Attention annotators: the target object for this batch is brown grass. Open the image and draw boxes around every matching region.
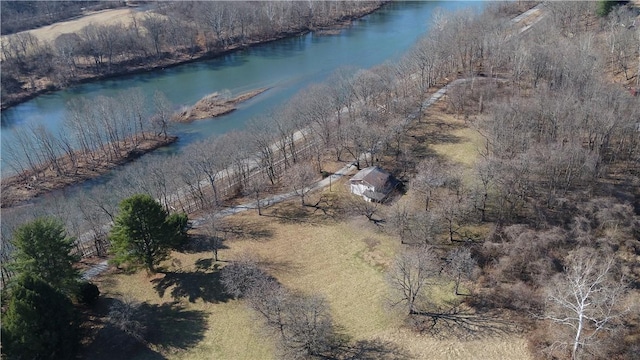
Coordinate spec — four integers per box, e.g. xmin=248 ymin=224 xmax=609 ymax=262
xmin=83 ymin=72 xmax=535 ymax=359
xmin=1 ymin=8 xmax=145 ymax=45
xmin=91 ymin=180 xmax=532 ymax=359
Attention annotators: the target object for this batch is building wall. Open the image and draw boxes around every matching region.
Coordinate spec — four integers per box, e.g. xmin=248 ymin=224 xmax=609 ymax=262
xmin=350 ymin=183 xmax=374 ymax=201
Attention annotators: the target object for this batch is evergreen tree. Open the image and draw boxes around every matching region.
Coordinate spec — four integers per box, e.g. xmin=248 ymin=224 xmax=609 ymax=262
xmin=596 ymin=0 xmax=620 ymax=17
xmin=166 ymin=212 xmax=189 ymax=248
xmin=10 ymin=217 xmax=80 ymax=293
xmin=1 ymin=275 xmax=79 ymax=360
xmin=110 ymin=194 xmax=182 ymax=272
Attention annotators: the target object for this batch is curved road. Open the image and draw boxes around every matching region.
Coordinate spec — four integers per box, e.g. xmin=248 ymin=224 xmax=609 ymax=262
xmin=81 ymin=4 xmax=546 ymax=280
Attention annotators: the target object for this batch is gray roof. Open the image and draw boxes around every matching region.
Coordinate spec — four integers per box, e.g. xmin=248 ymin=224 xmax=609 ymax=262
xmin=362 ymin=190 xmax=387 ymax=201
xmin=350 ymin=166 xmax=392 ymax=190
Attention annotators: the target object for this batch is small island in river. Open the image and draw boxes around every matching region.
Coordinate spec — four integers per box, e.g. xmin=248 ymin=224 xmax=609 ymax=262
xmin=173 ymin=88 xmax=269 ymax=123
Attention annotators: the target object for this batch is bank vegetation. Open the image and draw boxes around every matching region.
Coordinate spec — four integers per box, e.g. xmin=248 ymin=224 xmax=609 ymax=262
xmin=2 ymin=1 xmax=640 ymax=359
xmin=1 ymin=0 xmax=387 ymax=108
xmin=1 ymin=88 xmax=176 ymax=208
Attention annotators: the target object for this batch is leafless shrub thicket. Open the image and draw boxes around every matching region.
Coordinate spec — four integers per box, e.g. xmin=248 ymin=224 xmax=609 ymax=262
xmin=381 ymin=2 xmax=639 ymax=357
xmin=220 ymin=258 xmax=341 ymax=359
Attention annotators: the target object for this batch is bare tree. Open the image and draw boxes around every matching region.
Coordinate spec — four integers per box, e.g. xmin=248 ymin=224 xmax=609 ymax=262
xmin=347 ymin=195 xmax=380 ymax=223
xmin=289 ymin=163 xmax=316 ymax=206
xmin=406 ymin=211 xmax=443 ymax=245
xmin=152 ymin=90 xmax=172 ymax=139
xmin=412 ymin=158 xmax=449 ymax=212
xmin=437 ymin=184 xmax=474 ymax=243
xmin=445 ymin=247 xmax=476 ymax=296
xmin=141 ymin=14 xmax=167 ymax=58
xmin=204 ymin=215 xmax=225 ymax=262
xmin=279 ymin=293 xmax=338 ymax=359
xmin=108 ymin=297 xmax=147 ymax=343
xmin=220 ymin=258 xmax=270 ymax=299
xmin=387 ymin=245 xmax=440 ymax=315
xmin=545 ymin=249 xmax=628 ymax=360
xmin=245 ymin=275 xmax=339 ymax=359
xmin=387 ymin=202 xmax=413 ymax=244
xmin=248 ymin=119 xmax=279 ymax=185
xmin=244 ymin=173 xmax=269 ymax=216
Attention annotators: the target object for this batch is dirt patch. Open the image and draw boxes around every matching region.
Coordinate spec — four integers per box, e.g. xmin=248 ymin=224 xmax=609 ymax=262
xmin=173 ymin=88 xmax=269 ymax=123
xmin=1 ymin=133 xmax=176 ymax=208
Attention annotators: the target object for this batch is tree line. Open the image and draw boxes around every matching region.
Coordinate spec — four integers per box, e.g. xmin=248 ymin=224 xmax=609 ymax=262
xmin=1 ymin=1 xmax=386 ymax=106
xmin=3 ymin=89 xmax=172 ymax=183
xmin=1 ymin=1 xmax=639 ymax=358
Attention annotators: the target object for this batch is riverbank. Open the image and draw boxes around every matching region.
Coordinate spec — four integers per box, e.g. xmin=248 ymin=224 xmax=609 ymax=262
xmin=1 ymin=2 xmax=388 ymax=110
xmin=173 ymin=88 xmax=269 ymax=123
xmin=1 ymin=134 xmax=177 ymax=208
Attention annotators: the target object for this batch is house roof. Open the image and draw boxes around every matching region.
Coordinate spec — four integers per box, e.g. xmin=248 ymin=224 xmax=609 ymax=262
xmin=362 ymin=190 xmax=387 ymax=201
xmin=350 ymin=166 xmax=392 ymax=189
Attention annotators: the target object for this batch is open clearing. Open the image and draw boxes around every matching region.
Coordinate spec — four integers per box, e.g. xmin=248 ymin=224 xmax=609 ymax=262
xmin=97 ymin=183 xmax=532 ymax=359
xmin=2 ymin=7 xmax=145 ymax=44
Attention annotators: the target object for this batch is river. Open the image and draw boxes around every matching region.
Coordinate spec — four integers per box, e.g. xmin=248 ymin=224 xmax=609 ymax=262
xmin=0 ymin=1 xmax=481 ymax=176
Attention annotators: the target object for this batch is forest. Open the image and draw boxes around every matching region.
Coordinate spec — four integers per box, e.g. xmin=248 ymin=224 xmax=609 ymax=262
xmin=1 ymin=1 xmax=639 ymax=359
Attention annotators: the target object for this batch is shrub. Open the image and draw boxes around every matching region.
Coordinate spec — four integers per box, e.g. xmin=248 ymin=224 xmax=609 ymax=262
xmin=75 ymin=281 xmax=100 ymax=305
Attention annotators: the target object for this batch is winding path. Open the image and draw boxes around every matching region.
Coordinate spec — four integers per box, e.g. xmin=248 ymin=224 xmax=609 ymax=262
xmin=80 ymin=77 xmax=459 ymax=280
xmin=81 ymin=4 xmax=546 ymax=280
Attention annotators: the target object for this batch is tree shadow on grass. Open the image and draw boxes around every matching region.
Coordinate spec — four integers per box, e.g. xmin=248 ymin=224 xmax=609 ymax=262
xmin=264 ymin=195 xmax=346 ymax=225
xmin=82 ymin=325 xmax=166 ymax=360
xmin=264 ymin=202 xmax=312 ymax=224
xmin=180 ymin=234 xmax=229 ymax=254
xmin=152 ymin=267 xmax=231 ymax=303
xmin=142 ymin=302 xmax=208 ymax=351
xmin=219 ymin=219 xmax=274 ymax=241
xmin=80 ymin=298 xmax=206 ymax=360
xmin=409 ymin=307 xmax=521 ymax=341
xmin=337 ymin=339 xmax=413 ymax=360
xmin=194 ymin=258 xmax=216 ymax=271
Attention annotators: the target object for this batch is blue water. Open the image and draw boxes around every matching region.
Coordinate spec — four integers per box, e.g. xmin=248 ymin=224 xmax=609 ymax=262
xmin=1 ymin=1 xmax=482 ymax=174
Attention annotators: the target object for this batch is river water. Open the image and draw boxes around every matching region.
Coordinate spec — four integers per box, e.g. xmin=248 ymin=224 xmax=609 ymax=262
xmin=0 ymin=1 xmax=480 ymax=175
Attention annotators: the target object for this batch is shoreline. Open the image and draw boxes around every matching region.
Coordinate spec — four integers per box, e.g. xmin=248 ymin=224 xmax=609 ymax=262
xmin=1 ymin=134 xmax=177 ymax=208
xmin=1 ymin=3 xmax=388 ymax=111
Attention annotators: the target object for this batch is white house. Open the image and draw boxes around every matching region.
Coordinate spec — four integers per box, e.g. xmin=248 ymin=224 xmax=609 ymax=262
xmin=349 ymin=166 xmax=398 ymax=202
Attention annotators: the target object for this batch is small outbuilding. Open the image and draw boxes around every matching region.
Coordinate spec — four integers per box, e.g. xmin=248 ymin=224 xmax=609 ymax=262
xmin=349 ymin=166 xmax=399 ymax=202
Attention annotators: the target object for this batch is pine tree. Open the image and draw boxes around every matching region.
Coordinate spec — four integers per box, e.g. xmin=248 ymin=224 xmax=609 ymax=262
xmin=596 ymin=0 xmax=618 ymax=17
xmin=10 ymin=217 xmax=80 ymax=293
xmin=1 ymin=275 xmax=79 ymax=360
xmin=110 ymin=194 xmax=182 ymax=272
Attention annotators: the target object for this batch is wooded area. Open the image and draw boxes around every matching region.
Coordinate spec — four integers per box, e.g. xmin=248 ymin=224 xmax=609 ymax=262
xmin=1 ymin=1 xmax=639 ymax=359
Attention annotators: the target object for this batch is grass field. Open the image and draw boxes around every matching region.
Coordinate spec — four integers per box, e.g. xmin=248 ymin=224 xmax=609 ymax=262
xmin=94 ymin=183 xmax=532 ymax=359
xmin=88 ymin=87 xmax=532 ymax=360
xmin=1 ymin=8 xmax=139 ymax=44
xmin=424 ymin=103 xmax=485 ymax=169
